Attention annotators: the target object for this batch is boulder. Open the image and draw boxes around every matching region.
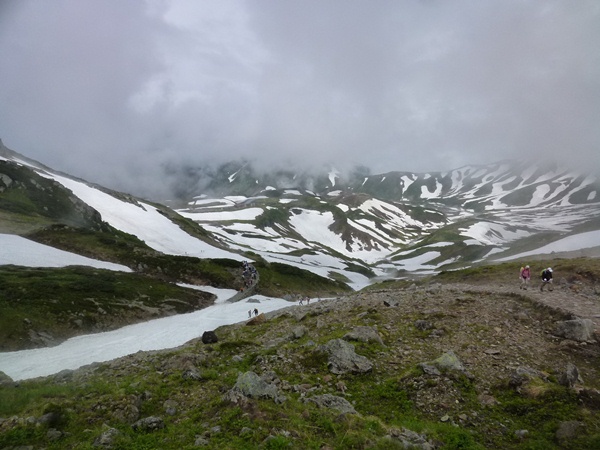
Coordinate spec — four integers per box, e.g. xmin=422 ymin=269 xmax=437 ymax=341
xmin=559 ymin=362 xmax=581 ymax=388
xmin=246 ymin=313 xmax=266 ymax=326
xmin=553 ymin=318 xmax=594 ymax=342
xmin=201 ymin=330 xmax=218 ymax=344
xmin=555 ymin=421 xmax=584 ymax=444
xmin=224 ymin=371 xmax=281 ymax=404
xmin=305 ymin=394 xmax=357 ymax=415
xmin=318 ymin=339 xmax=373 ymax=375
xmin=0 ymin=370 xmax=14 ymax=387
xmin=508 ymin=366 xmax=547 ymax=388
xmin=419 ymin=351 xmax=473 ymax=379
xmin=93 ymin=427 xmax=121 ymax=448
xmin=132 ymin=416 xmax=165 ymax=433
xmin=343 ymin=326 xmax=384 ymax=345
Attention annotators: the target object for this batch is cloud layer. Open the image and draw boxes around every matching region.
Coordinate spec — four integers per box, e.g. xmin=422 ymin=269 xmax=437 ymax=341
xmin=1 ymin=0 xmax=599 ymax=199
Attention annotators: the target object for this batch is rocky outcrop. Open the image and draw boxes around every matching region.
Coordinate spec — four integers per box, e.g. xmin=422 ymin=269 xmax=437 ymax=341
xmin=343 ymin=326 xmax=384 ymax=345
xmin=305 ymin=394 xmax=357 ymax=415
xmin=224 ymin=371 xmax=283 ymax=404
xmin=131 ymin=416 xmax=165 ymax=433
xmin=318 ymin=338 xmax=373 ymax=374
xmin=553 ymin=318 xmax=595 ymax=342
xmin=201 ymin=330 xmax=218 ymax=344
xmin=419 ymin=351 xmax=473 ymax=379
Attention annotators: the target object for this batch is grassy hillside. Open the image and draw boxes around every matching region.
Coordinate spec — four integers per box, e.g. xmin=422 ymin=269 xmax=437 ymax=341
xmin=0 ymin=266 xmax=215 ymax=351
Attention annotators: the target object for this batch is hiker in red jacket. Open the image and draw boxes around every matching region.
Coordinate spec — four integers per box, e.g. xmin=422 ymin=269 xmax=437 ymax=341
xmin=519 ymin=265 xmax=531 ymax=290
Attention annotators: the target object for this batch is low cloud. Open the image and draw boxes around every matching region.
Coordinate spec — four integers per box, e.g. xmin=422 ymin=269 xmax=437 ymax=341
xmin=1 ymin=0 xmax=598 ymax=199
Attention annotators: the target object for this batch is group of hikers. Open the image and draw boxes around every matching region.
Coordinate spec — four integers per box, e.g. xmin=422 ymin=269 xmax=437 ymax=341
xmin=239 ymin=261 xmax=258 ymax=292
xmin=519 ymin=264 xmax=554 ymax=291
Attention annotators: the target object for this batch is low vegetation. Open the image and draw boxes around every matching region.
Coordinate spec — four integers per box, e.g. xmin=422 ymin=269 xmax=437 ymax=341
xmin=1 ymin=259 xmax=599 ymax=449
xmin=0 ymin=266 xmax=214 ymax=351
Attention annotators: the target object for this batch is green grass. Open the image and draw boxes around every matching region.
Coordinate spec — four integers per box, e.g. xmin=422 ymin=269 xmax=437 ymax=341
xmin=0 ymin=266 xmax=214 ymax=350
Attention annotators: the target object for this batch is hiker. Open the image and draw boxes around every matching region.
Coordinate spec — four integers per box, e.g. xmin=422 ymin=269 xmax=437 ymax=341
xmin=519 ymin=265 xmax=531 ymax=289
xmin=248 ymin=310 xmax=252 ymax=318
xmin=540 ymin=267 xmax=553 ymax=291
xmin=299 ymin=297 xmax=304 ymax=306
xmin=253 ymin=308 xmax=259 ymax=316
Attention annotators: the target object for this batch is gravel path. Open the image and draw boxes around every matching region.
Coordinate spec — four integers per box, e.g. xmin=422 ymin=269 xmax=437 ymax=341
xmin=445 ymin=281 xmax=600 ymax=334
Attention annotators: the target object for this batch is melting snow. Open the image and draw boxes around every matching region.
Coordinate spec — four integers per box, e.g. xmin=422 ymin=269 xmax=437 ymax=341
xmin=498 ymin=230 xmax=600 ymax=261
xmin=0 ymin=234 xmax=131 ymax=271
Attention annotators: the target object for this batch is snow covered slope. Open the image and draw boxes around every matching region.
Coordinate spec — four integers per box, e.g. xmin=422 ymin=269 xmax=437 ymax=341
xmin=2 ymin=139 xmax=599 ymax=282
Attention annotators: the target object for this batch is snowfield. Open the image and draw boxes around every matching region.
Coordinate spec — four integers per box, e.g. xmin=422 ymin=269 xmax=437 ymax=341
xmin=0 ymin=290 xmax=300 ymax=381
xmin=0 ymin=234 xmax=131 ymax=271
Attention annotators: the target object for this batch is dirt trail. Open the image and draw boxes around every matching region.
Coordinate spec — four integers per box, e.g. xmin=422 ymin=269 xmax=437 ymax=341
xmin=444 ymin=281 xmax=600 ymax=334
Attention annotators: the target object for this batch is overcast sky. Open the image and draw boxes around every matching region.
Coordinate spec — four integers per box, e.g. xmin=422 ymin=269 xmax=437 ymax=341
xmin=1 ymin=0 xmax=599 ymax=199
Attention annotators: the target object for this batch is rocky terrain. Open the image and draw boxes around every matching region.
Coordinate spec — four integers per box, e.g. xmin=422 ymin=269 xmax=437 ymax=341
xmin=1 ymin=263 xmax=599 ymax=449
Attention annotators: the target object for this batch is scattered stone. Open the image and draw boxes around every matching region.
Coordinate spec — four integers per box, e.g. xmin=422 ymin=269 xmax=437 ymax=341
xmin=555 ymin=421 xmax=584 ymax=444
xmin=182 ymin=369 xmax=203 ymax=381
xmin=553 ymin=318 xmax=594 ymax=342
xmin=194 ymin=436 xmax=209 ymax=446
xmin=478 ymin=393 xmax=499 ymax=407
xmin=420 ymin=350 xmax=473 ymax=379
xmin=290 ymin=325 xmax=308 ymax=339
xmin=515 ymin=429 xmax=529 ymax=440
xmin=577 ymin=388 xmax=600 ymax=409
xmin=224 ymin=371 xmax=282 ymax=404
xmin=414 ymin=320 xmax=433 ymax=331
xmin=305 ymin=394 xmax=357 ymax=415
xmin=132 ymin=416 xmax=165 ymax=433
xmin=559 ymin=362 xmax=581 ymax=388
xmin=246 ymin=313 xmax=266 ymax=326
xmin=418 ymin=363 xmax=441 ymax=376
xmin=201 ymin=330 xmax=218 ymax=344
xmin=38 ymin=411 xmax=63 ymax=427
xmin=0 ymin=370 xmax=14 ymax=386
xmin=163 ymin=399 xmax=177 ymax=416
xmin=46 ymin=428 xmax=63 ymax=441
xmin=318 ymin=339 xmax=373 ymax=374
xmin=509 ymin=366 xmax=547 ymax=388
xmin=388 ymin=427 xmax=433 ymax=450
xmin=343 ymin=326 xmax=384 ymax=345
xmin=93 ymin=427 xmax=121 ymax=448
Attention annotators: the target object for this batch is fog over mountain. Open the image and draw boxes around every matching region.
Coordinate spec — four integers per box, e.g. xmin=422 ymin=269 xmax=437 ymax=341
xmin=1 ymin=1 xmax=599 ymax=200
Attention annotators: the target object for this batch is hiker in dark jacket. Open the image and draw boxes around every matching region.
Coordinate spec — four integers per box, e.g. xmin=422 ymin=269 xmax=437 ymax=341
xmin=540 ymin=267 xmax=553 ymax=291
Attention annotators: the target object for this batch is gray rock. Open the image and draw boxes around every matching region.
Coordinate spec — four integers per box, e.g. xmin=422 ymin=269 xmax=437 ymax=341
xmin=556 ymin=421 xmax=584 ymax=443
xmin=515 ymin=429 xmax=529 ymax=440
xmin=182 ymin=369 xmax=203 ymax=381
xmin=0 ymin=370 xmax=14 ymax=386
xmin=388 ymin=427 xmax=433 ymax=449
xmin=418 ymin=363 xmax=441 ymax=376
xmin=93 ymin=427 xmax=121 ymax=448
xmin=306 ymin=394 xmax=357 ymax=415
xmin=132 ymin=416 xmax=165 ymax=432
xmin=414 ymin=320 xmax=434 ymax=331
xmin=343 ymin=326 xmax=384 ymax=345
xmin=163 ymin=399 xmax=178 ymax=416
xmin=201 ymin=330 xmax=219 ymax=344
xmin=291 ymin=325 xmax=308 ymax=339
xmin=194 ymin=436 xmax=209 ymax=446
xmin=224 ymin=371 xmax=281 ymax=403
xmin=421 ymin=351 xmax=473 ymax=379
xmin=319 ymin=339 xmax=373 ymax=374
xmin=37 ymin=411 xmax=62 ymax=427
xmin=554 ymin=318 xmax=594 ymax=342
xmin=559 ymin=362 xmax=581 ymax=388
xmin=46 ymin=428 xmax=63 ymax=441
xmin=509 ymin=366 xmax=547 ymax=388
